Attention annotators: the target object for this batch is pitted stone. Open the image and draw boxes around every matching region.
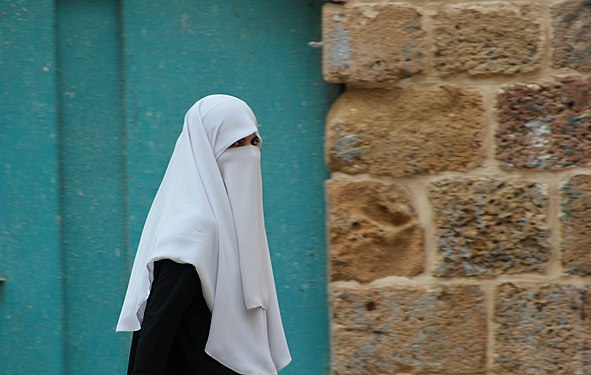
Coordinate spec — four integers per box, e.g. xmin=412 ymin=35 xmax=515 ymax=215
xmin=429 ymin=177 xmax=550 ymax=278
xmin=495 ymin=282 xmax=591 ymax=374
xmin=327 ymin=178 xmax=424 ymax=282
xmin=433 ymin=3 xmax=543 ymax=76
xmin=552 ymin=0 xmax=591 ymax=71
xmin=561 ymin=174 xmax=591 ymax=275
xmin=322 ymin=2 xmax=425 ymax=83
xmin=331 ymin=283 xmax=487 ymax=374
xmin=496 ymin=76 xmax=591 ymax=170
xmin=326 ymin=87 xmax=485 ymax=178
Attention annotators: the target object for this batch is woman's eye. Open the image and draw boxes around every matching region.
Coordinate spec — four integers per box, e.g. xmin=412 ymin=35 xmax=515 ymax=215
xmin=251 ymin=137 xmax=260 ymax=146
xmin=230 ymin=140 xmax=242 ymax=148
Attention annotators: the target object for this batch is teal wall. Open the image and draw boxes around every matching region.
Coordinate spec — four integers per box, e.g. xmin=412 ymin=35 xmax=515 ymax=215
xmin=0 ymin=1 xmax=64 ymax=374
xmin=1 ymin=0 xmax=339 ymax=374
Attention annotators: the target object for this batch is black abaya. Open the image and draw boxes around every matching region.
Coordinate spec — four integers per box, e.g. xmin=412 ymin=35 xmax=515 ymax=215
xmin=127 ymin=259 xmax=239 ymax=375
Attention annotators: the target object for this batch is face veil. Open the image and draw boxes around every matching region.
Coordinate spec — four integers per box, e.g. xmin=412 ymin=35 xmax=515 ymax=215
xmin=116 ymin=95 xmax=291 ymax=375
xmin=217 ymin=145 xmax=271 ymax=310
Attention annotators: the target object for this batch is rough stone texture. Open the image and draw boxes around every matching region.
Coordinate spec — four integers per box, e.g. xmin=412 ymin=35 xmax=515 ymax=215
xmin=496 ymin=76 xmax=591 ymax=169
xmin=331 ymin=283 xmax=487 ymax=374
xmin=322 ymin=2 xmax=425 ymax=83
xmin=561 ymin=174 xmax=591 ymax=275
xmin=429 ymin=177 xmax=550 ymax=278
xmin=327 ymin=179 xmax=424 ymax=283
xmin=322 ymin=1 xmax=591 ymax=372
xmin=552 ymin=0 xmax=591 ymax=71
xmin=494 ymin=282 xmax=591 ymax=374
xmin=326 ymin=87 xmax=485 ymax=178
xmin=433 ymin=3 xmax=543 ymax=76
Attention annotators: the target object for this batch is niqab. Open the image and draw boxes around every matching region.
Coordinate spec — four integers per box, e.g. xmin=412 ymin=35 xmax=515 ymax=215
xmin=116 ymin=94 xmax=291 ymax=375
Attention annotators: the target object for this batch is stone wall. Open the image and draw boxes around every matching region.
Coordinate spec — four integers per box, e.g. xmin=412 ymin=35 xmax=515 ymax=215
xmin=322 ymin=0 xmax=591 ymax=374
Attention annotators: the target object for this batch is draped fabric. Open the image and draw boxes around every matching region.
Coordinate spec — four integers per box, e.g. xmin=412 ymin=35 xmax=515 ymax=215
xmin=116 ymin=95 xmax=291 ymax=374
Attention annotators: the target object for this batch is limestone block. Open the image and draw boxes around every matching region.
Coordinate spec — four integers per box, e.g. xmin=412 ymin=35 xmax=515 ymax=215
xmin=433 ymin=3 xmax=543 ymax=76
xmin=327 ymin=178 xmax=424 ymax=283
xmin=326 ymin=87 xmax=485 ymax=178
xmin=496 ymin=76 xmax=591 ymax=169
xmin=561 ymin=174 xmax=591 ymax=275
xmin=494 ymin=282 xmax=591 ymax=374
xmin=331 ymin=283 xmax=487 ymax=374
xmin=429 ymin=177 xmax=550 ymax=278
xmin=552 ymin=0 xmax=591 ymax=71
xmin=322 ymin=2 xmax=425 ymax=83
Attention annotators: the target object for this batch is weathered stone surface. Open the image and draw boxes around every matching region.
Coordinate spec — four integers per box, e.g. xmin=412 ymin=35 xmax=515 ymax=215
xmin=552 ymin=0 xmax=591 ymax=71
xmin=326 ymin=87 xmax=485 ymax=177
xmin=561 ymin=174 xmax=591 ymax=275
xmin=327 ymin=179 xmax=423 ymax=283
xmin=496 ymin=76 xmax=591 ymax=169
xmin=322 ymin=2 xmax=425 ymax=83
xmin=494 ymin=282 xmax=591 ymax=374
xmin=429 ymin=177 xmax=550 ymax=278
xmin=433 ymin=3 xmax=543 ymax=76
xmin=331 ymin=283 xmax=487 ymax=374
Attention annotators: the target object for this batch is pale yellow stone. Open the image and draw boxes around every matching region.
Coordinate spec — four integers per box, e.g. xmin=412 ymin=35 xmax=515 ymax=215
xmin=331 ymin=283 xmax=487 ymax=374
xmin=433 ymin=2 xmax=543 ymax=76
xmin=322 ymin=2 xmax=425 ymax=83
xmin=327 ymin=178 xmax=424 ymax=283
xmin=326 ymin=87 xmax=485 ymax=177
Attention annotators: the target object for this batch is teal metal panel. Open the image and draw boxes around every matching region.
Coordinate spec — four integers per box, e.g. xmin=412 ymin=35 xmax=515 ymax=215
xmin=2 ymin=1 xmax=338 ymax=373
xmin=0 ymin=1 xmax=65 ymax=374
xmin=123 ymin=1 xmax=340 ymax=373
xmin=56 ymin=0 xmax=129 ymax=373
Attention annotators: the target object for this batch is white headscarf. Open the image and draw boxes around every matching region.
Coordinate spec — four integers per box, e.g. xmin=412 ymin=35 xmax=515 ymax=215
xmin=116 ymin=94 xmax=291 ymax=375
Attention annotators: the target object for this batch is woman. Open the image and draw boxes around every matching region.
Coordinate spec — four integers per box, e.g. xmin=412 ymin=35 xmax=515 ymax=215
xmin=116 ymin=95 xmax=291 ymax=374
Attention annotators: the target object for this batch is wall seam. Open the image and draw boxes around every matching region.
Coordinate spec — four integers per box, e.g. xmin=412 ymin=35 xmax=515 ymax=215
xmin=53 ymin=0 xmax=68 ymax=373
xmin=117 ymin=0 xmax=130 ymax=275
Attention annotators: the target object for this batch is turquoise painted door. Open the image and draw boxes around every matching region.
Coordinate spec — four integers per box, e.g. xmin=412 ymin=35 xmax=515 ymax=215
xmin=1 ymin=1 xmax=339 ymax=374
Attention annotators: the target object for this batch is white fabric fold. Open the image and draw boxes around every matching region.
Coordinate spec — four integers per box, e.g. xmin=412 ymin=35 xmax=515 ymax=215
xmin=218 ymin=146 xmax=271 ymax=310
xmin=116 ymin=94 xmax=291 ymax=375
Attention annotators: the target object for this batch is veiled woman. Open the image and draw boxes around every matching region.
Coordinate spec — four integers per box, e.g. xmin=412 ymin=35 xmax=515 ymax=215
xmin=116 ymin=95 xmax=291 ymax=375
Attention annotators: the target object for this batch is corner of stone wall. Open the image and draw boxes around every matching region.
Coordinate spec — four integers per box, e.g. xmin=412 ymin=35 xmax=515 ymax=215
xmin=322 ymin=0 xmax=591 ymax=374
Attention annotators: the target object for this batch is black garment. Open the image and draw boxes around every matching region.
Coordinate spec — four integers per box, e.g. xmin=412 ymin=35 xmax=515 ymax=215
xmin=128 ymin=259 xmax=239 ymax=375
